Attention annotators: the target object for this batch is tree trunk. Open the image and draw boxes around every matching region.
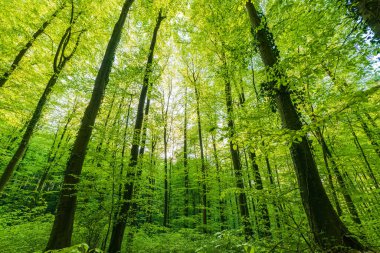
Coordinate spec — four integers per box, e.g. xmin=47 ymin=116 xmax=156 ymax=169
xmin=212 ymin=133 xmax=227 ymax=230
xmin=183 ymin=88 xmax=190 ymax=219
xmin=163 ymin=113 xmax=169 ymax=227
xmin=246 ymin=1 xmax=364 ymax=250
xmin=248 ymin=150 xmax=271 ymax=237
xmin=138 ymin=98 xmax=150 ymax=156
xmin=45 ymin=1 xmax=134 ymax=250
xmin=0 ymin=4 xmax=65 ymax=88
xmin=194 ymin=84 xmax=207 ymax=229
xmin=108 ymin=10 xmax=164 ymax=253
xmin=223 ymin=56 xmax=253 ymax=239
xmin=146 ymin=137 xmax=157 ymax=223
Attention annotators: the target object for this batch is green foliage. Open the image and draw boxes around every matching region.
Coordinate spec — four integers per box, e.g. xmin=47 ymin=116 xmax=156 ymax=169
xmin=0 ymin=0 xmax=380 ymax=252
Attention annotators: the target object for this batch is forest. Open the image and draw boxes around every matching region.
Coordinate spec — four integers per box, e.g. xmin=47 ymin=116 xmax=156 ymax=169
xmin=0 ymin=0 xmax=379 ymax=252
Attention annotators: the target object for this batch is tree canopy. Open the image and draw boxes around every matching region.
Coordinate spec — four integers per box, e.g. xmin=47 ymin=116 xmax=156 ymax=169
xmin=0 ymin=0 xmax=379 ymax=252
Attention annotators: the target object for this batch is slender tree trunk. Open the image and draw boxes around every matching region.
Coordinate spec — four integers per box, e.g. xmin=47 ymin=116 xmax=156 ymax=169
xmin=348 ymin=118 xmax=379 ymax=189
xmin=45 ymin=1 xmax=134 ymax=250
xmin=183 ymin=88 xmax=190 ymax=219
xmin=146 ymin=137 xmax=157 ymax=223
xmin=222 ymin=54 xmax=253 ymax=239
xmin=162 ymin=86 xmax=172 ymax=228
xmin=248 ymin=150 xmax=271 ymax=237
xmin=0 ymin=17 xmax=82 ymax=194
xmin=108 ymin=11 xmax=164 ymax=253
xmin=36 ymin=101 xmax=77 ymax=194
xmin=317 ymin=130 xmax=361 ymax=224
xmin=138 ymin=97 xmax=150 ymax=156
xmin=316 ymin=129 xmax=343 ymax=216
xmin=123 ymin=95 xmax=153 ymax=245
xmin=246 ymin=1 xmax=364 ymax=250
xmin=163 ymin=114 xmax=170 ymax=227
xmin=0 ymin=4 xmax=65 ymax=88
xmin=101 ymin=110 xmax=123 ymax=251
xmin=243 ymin=150 xmax=259 ymax=237
xmin=212 ymin=133 xmax=227 ymax=230
xmin=264 ymin=154 xmax=282 ymax=236
xmin=194 ymin=84 xmax=207 ymax=229
xmin=101 ymin=95 xmax=129 ymax=251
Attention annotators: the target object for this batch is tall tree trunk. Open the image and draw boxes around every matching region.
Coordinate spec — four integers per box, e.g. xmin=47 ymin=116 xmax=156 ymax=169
xmin=45 ymin=1 xmax=134 ymax=250
xmin=264 ymin=153 xmax=282 ymax=235
xmin=222 ymin=54 xmax=253 ymax=239
xmin=194 ymin=84 xmax=207 ymax=229
xmin=246 ymin=1 xmax=364 ymax=250
xmin=211 ymin=133 xmax=227 ymax=230
xmin=138 ymin=97 xmax=151 ymax=156
xmin=101 ymin=96 xmax=126 ymax=251
xmin=123 ymin=95 xmax=152 ymax=244
xmin=0 ymin=4 xmax=65 ymax=88
xmin=0 ymin=14 xmax=82 ymax=194
xmin=248 ymin=150 xmax=271 ymax=237
xmin=183 ymin=88 xmax=190 ymax=219
xmin=243 ymin=150 xmax=259 ymax=237
xmin=162 ymin=86 xmax=172 ymax=228
xmin=146 ymin=137 xmax=157 ymax=223
xmin=116 ymin=95 xmax=133 ymax=210
xmin=108 ymin=10 xmax=164 ymax=253
xmin=163 ymin=113 xmax=170 ymax=227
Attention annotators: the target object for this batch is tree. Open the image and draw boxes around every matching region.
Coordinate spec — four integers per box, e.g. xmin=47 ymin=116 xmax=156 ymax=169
xmin=45 ymin=0 xmax=135 ymax=250
xmin=108 ymin=9 xmax=165 ymax=253
xmin=245 ymin=1 xmax=365 ymax=250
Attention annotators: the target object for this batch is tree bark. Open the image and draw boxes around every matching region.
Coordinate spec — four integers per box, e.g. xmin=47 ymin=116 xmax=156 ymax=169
xmin=212 ymin=133 xmax=227 ymax=230
xmin=222 ymin=55 xmax=253 ymax=239
xmin=194 ymin=84 xmax=208 ymax=229
xmin=246 ymin=1 xmax=365 ymax=250
xmin=183 ymin=88 xmax=190 ymax=219
xmin=45 ymin=1 xmax=134 ymax=250
xmin=108 ymin=10 xmax=164 ymax=253
xmin=248 ymin=150 xmax=271 ymax=237
xmin=163 ymin=107 xmax=169 ymax=227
